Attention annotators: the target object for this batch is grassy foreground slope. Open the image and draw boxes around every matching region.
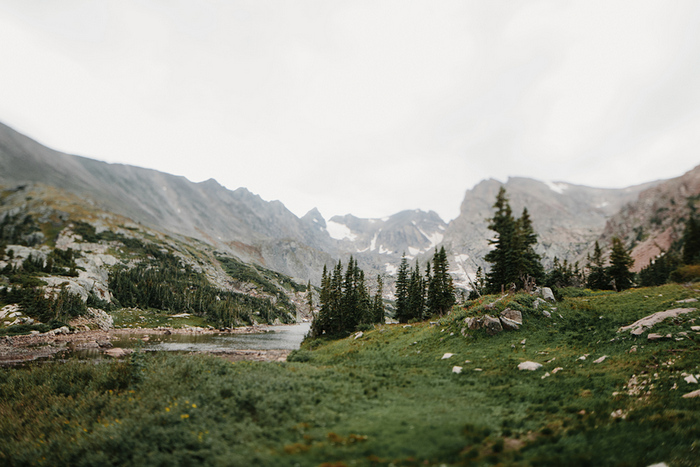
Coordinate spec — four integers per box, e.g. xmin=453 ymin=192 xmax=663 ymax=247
xmin=1 ymin=284 xmax=700 ymax=466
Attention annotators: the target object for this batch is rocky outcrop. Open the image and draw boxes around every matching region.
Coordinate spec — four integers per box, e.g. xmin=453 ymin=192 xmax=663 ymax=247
xmin=618 ymin=308 xmax=696 ymax=335
xmin=441 ymin=177 xmax=656 ymax=287
xmin=598 ymin=164 xmax=700 ymax=271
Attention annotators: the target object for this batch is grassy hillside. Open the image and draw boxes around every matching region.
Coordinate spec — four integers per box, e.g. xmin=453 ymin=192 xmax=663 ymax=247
xmin=0 ymin=182 xmax=303 ymax=332
xmin=1 ymin=284 xmax=699 ymax=465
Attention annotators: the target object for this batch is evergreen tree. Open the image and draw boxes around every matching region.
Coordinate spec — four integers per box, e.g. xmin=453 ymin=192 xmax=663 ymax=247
xmin=484 ymin=188 xmax=544 ymax=292
xmin=638 ymin=252 xmax=679 ymax=287
xmin=427 ymin=247 xmax=455 ymax=316
xmin=311 ymin=258 xmax=381 ymax=337
xmin=395 ymin=254 xmax=410 ymax=323
xmin=607 ymin=237 xmax=635 ymax=291
xmin=305 ymin=280 xmax=313 ymax=312
xmin=484 ymin=187 xmax=516 ymax=293
xmin=514 ymin=208 xmax=545 ymax=285
xmin=682 ymin=216 xmax=700 ymax=264
xmin=407 ymin=262 xmax=425 ymax=322
xmin=372 ymin=275 xmax=385 ymax=324
xmin=586 ymin=241 xmax=610 ymax=290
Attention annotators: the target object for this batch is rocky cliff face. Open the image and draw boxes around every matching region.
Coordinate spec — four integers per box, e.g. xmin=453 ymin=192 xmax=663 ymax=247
xmin=597 ymin=164 xmax=700 ymax=272
xmin=440 ymin=177 xmax=657 ymax=286
xmin=2 ymin=120 xmax=688 ymax=289
xmin=0 ymin=122 xmax=335 ymax=283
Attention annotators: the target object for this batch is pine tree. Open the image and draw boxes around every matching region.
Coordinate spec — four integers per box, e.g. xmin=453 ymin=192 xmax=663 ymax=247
xmin=395 ymin=254 xmax=410 ymax=323
xmin=607 ymin=237 xmax=634 ymax=291
xmin=372 ymin=275 xmax=385 ymax=324
xmin=407 ymin=262 xmax=425 ymax=322
xmin=484 ymin=187 xmax=516 ymax=293
xmin=306 ymin=280 xmax=313 ymax=313
xmin=586 ymin=241 xmax=609 ymax=290
xmin=484 ymin=188 xmax=544 ymax=292
xmin=427 ymin=247 xmax=455 ymax=316
xmin=514 ymin=208 xmax=545 ymax=286
xmin=682 ymin=216 xmax=700 ymax=264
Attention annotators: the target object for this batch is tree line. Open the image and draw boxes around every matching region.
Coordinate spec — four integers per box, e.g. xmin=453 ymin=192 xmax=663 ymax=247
xmin=310 ymin=257 xmax=384 ymax=338
xmin=395 ymin=246 xmax=455 ymax=323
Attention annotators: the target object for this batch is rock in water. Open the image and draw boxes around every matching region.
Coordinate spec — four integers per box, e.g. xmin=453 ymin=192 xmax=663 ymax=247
xmin=482 ymin=315 xmax=503 ymax=335
xmin=518 ymin=361 xmax=543 ymax=371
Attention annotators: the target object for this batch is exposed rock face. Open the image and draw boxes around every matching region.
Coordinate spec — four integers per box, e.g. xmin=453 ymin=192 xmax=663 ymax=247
xmin=0 ymin=122 xmax=335 ymax=283
xmin=598 ymin=164 xmax=700 ymax=271
xmin=618 ymin=308 xmax=696 ymax=335
xmin=482 ymin=315 xmax=503 ymax=335
xmin=441 ymin=177 xmax=656 ymax=287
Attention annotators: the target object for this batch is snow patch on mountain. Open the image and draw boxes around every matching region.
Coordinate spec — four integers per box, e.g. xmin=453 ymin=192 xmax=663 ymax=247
xmin=326 ymin=220 xmax=357 ymax=241
xmin=385 ymin=263 xmax=398 ymax=275
xmin=369 ymin=233 xmax=378 ymax=251
xmin=544 ymin=181 xmax=569 ymax=194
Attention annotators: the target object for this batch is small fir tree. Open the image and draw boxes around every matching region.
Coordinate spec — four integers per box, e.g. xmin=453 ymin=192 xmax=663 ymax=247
xmin=607 ymin=237 xmax=634 ymax=291
xmin=586 ymin=241 xmax=610 ymax=290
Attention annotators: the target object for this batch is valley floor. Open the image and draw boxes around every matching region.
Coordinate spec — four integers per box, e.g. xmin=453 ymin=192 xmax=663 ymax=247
xmin=1 ymin=284 xmax=700 ymax=466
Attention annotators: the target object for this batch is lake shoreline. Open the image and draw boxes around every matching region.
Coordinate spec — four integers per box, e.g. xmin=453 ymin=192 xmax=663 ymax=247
xmin=0 ymin=323 xmax=305 ymax=365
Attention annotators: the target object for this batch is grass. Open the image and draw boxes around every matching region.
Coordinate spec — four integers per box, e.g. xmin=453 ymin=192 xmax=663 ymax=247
xmin=1 ymin=284 xmax=700 ymax=465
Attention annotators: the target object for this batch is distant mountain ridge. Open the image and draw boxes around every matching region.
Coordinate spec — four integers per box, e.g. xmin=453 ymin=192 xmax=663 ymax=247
xmin=0 ymin=120 xmax=689 ymax=288
xmin=597 ymin=164 xmax=700 ymax=272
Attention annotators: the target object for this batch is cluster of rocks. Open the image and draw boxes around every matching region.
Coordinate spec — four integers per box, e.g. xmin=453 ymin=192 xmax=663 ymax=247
xmin=464 ymin=308 xmax=523 ymax=335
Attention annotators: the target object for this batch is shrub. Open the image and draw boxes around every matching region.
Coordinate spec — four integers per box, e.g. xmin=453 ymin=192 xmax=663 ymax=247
xmin=670 ymin=265 xmax=700 ymax=283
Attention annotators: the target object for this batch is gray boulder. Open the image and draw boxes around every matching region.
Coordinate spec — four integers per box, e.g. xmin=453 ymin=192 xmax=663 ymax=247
xmin=540 ymin=287 xmax=556 ymax=302
xmin=500 ymin=308 xmax=522 ymax=324
xmin=483 ymin=315 xmax=503 ymax=335
xmin=465 ymin=317 xmax=481 ymax=330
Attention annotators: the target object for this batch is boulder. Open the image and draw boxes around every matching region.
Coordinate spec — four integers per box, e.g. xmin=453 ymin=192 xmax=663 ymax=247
xmin=533 ymin=298 xmax=547 ymax=310
xmin=104 ymin=348 xmax=132 ymax=358
xmin=518 ymin=361 xmax=543 ymax=371
xmin=536 ymin=287 xmax=556 ymax=302
xmin=500 ymin=317 xmax=520 ymax=331
xmin=441 ymin=353 xmax=454 ymax=359
xmin=452 ymin=366 xmax=462 ymax=374
xmin=682 ymin=389 xmax=700 ymax=398
xmin=619 ymin=308 xmax=696 ymax=335
xmin=466 ymin=317 xmax=481 ymax=330
xmin=647 ymin=333 xmax=664 ymax=341
xmin=593 ymin=355 xmax=608 ymax=364
xmin=482 ymin=315 xmax=503 ymax=335
xmin=500 ymin=308 xmax=523 ymax=324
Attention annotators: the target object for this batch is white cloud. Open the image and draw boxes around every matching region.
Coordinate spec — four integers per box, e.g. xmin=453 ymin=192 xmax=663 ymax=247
xmin=0 ymin=1 xmax=698 ymax=221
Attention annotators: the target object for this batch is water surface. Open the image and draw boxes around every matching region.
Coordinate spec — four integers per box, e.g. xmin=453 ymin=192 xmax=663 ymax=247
xmin=113 ymin=322 xmax=311 ymax=353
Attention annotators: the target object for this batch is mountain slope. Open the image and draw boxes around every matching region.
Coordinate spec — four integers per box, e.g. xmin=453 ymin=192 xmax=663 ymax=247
xmin=0 ymin=122 xmax=334 ymax=282
xmin=441 ymin=177 xmax=658 ymax=286
xmin=597 ymin=164 xmax=700 ymax=271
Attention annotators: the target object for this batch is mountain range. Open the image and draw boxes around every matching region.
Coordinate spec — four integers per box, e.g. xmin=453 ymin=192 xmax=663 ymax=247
xmin=1 ymin=120 xmax=698 ymax=288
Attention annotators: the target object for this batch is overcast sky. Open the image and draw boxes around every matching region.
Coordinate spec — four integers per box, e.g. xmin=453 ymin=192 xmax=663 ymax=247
xmin=1 ymin=1 xmax=699 ymax=222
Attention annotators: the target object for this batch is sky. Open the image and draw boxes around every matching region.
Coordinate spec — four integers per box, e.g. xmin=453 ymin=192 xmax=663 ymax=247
xmin=0 ymin=1 xmax=699 ymax=222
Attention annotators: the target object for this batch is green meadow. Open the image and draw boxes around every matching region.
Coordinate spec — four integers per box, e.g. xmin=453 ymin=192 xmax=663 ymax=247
xmin=1 ymin=284 xmax=699 ymax=466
